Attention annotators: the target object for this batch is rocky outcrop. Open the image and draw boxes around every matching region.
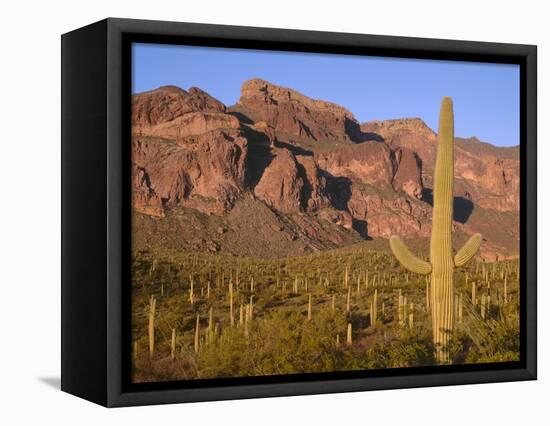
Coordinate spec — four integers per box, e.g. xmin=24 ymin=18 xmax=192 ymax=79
xmin=295 ymin=156 xmax=331 ymax=211
xmin=142 ymin=112 xmax=240 ymax=141
xmin=316 ymin=142 xmax=394 ymax=188
xmin=132 ymin=86 xmax=225 ymax=129
xmin=454 ymin=145 xmax=519 ymax=212
xmin=254 ymin=149 xmax=304 ymax=213
xmin=361 ymin=118 xmax=436 ymax=167
xmin=235 ymin=78 xmax=360 ymax=144
xmin=132 ymin=86 xmax=250 ymax=215
xmin=347 ymin=186 xmax=430 ymax=239
xmin=132 ymin=166 xmax=165 ymax=218
xmin=132 ymin=86 xmax=239 ymax=141
xmin=133 ymin=128 xmax=248 ymax=215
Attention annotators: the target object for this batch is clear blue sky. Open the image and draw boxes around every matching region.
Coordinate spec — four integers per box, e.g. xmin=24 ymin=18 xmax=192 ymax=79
xmin=132 ymin=43 xmax=520 ymax=147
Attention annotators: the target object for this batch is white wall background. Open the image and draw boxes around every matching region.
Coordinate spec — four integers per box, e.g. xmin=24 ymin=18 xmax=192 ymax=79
xmin=0 ymin=0 xmax=545 ymax=423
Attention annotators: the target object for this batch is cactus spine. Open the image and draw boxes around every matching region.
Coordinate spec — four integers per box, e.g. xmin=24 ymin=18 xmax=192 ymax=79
xmin=389 ymin=97 xmax=482 ymax=364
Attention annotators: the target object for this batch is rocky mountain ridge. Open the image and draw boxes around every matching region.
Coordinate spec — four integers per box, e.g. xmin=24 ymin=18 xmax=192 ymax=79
xmin=131 ymin=78 xmax=520 ymax=259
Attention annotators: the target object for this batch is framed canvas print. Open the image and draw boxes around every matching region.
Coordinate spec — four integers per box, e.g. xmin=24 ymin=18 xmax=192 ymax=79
xmin=61 ymin=18 xmax=537 ymax=407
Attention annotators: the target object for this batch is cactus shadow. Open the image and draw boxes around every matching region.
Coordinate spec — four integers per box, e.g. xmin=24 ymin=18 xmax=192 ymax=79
xmin=421 ymin=188 xmax=474 ymax=224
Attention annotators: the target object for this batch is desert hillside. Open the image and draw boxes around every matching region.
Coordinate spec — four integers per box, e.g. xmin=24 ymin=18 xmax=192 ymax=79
xmin=131 ymin=79 xmax=519 ymax=260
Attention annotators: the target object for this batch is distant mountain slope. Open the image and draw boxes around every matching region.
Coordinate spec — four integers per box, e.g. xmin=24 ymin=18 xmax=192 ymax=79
xmin=131 ymin=79 xmax=519 ymax=260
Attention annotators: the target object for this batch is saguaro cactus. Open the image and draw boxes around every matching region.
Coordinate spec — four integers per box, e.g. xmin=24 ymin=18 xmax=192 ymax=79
xmin=171 ymin=328 xmax=176 ymax=361
xmin=148 ymin=295 xmax=156 ymax=358
xmin=346 ymin=323 xmax=352 ymax=345
xmin=194 ymin=314 xmax=200 ymax=353
xmin=389 ymin=97 xmax=482 ymax=364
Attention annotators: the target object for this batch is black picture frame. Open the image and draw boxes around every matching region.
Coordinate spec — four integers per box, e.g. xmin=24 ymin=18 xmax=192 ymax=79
xmin=61 ymin=17 xmax=537 ymax=407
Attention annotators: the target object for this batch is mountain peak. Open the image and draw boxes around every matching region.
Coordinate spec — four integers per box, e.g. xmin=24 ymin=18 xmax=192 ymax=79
xmin=132 ymin=85 xmax=226 ymax=128
xmin=239 ymin=78 xmax=355 ymax=119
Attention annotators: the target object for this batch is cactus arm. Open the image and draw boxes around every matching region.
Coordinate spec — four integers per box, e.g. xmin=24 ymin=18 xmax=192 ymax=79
xmin=389 ymin=236 xmax=432 ymax=275
xmin=454 ymin=233 xmax=482 ymax=267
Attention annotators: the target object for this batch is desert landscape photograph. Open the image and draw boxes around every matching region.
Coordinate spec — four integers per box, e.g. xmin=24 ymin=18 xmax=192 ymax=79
xmin=130 ymin=44 xmax=520 ymax=383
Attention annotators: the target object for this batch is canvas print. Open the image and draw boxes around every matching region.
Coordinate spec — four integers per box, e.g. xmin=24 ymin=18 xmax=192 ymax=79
xmin=130 ymin=44 xmax=520 ymax=383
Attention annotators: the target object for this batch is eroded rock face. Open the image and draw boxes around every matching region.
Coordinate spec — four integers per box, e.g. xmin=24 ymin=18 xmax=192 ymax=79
xmin=361 ymin=118 xmax=437 ymax=168
xmin=254 ymin=149 xmax=304 ymax=213
xmin=133 ymin=128 xmax=248 ymax=215
xmin=132 ymin=86 xmax=250 ymax=215
xmin=142 ymin=112 xmax=240 ymax=141
xmin=132 ymin=166 xmax=165 ymax=218
xmin=295 ymin=156 xmax=331 ymax=211
xmin=347 ymin=187 xmax=430 ymax=239
xmin=454 ymin=148 xmax=519 ymax=212
xmin=361 ymin=118 xmax=519 ymax=212
xmin=236 ymin=78 xmax=359 ymax=143
xmin=316 ymin=142 xmax=394 ymax=187
xmin=132 ymin=86 xmax=225 ymax=128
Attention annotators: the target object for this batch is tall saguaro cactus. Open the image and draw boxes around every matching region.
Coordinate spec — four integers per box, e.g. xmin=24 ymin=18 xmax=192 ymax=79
xmin=389 ymin=97 xmax=482 ymax=364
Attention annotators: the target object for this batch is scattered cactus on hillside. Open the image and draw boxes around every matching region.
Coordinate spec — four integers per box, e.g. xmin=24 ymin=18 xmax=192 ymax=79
xmin=131 ymin=214 xmax=518 ymax=381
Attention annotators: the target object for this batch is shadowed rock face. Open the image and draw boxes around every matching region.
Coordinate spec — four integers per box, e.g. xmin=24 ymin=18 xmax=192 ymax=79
xmin=131 ymin=81 xmax=520 ymax=259
xmin=392 ymin=148 xmax=424 ymax=199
